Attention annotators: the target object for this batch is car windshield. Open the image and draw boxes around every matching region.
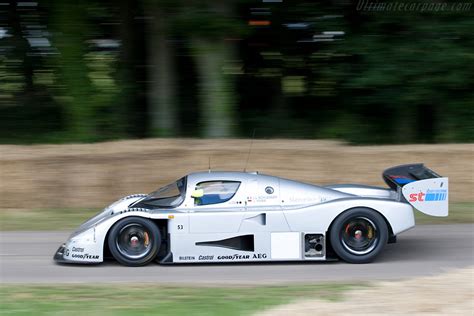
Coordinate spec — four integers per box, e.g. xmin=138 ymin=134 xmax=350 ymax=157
xmin=134 ymin=177 xmax=186 ymax=208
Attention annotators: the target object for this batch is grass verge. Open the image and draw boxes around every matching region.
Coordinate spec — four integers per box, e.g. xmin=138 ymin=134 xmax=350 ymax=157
xmin=0 ymin=202 xmax=472 ymax=231
xmin=414 ymin=202 xmax=473 ymax=224
xmin=0 ymin=284 xmax=354 ymax=316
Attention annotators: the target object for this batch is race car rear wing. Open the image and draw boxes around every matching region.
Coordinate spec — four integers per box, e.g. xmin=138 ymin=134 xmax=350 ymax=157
xmin=383 ymin=164 xmax=448 ymax=217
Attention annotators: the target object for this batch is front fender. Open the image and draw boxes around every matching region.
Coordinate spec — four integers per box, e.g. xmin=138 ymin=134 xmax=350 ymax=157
xmin=56 ymin=210 xmax=174 ymax=264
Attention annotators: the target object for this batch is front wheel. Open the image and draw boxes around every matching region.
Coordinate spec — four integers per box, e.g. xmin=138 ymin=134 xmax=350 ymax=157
xmin=108 ymin=217 xmax=161 ymax=266
xmin=330 ymin=208 xmax=388 ymax=264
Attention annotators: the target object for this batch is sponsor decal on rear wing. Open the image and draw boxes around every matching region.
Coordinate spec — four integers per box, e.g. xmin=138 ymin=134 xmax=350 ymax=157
xmin=402 ymin=177 xmax=449 ymax=217
xmin=383 ymin=164 xmax=448 ymax=217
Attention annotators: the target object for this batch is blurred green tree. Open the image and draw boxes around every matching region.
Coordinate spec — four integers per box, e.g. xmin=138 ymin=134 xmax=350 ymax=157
xmin=336 ymin=1 xmax=474 ymax=143
xmin=147 ymin=0 xmax=179 ymax=137
xmin=0 ymin=0 xmax=471 ymax=144
xmin=51 ymin=1 xmax=97 ymax=141
xmin=174 ymin=0 xmax=246 ymax=137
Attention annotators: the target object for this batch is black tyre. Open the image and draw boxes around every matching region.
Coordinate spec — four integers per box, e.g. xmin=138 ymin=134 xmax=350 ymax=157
xmin=330 ymin=208 xmax=388 ymax=264
xmin=108 ymin=217 xmax=161 ymax=266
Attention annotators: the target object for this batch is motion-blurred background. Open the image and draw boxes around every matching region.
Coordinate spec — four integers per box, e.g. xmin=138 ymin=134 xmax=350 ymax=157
xmin=1 ymin=0 xmax=472 ymax=144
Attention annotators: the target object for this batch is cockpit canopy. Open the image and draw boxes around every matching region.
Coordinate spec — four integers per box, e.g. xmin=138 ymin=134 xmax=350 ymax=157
xmin=131 ymin=177 xmax=187 ymax=209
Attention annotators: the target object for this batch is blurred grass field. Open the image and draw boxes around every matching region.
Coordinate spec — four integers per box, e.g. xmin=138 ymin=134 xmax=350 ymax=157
xmin=0 ymin=202 xmax=471 ymax=231
xmin=413 ymin=202 xmax=474 ymax=224
xmin=0 ymin=284 xmax=354 ymax=316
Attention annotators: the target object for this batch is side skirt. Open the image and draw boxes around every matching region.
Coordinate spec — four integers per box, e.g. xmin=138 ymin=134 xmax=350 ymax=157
xmin=166 ymin=231 xmax=333 ymax=264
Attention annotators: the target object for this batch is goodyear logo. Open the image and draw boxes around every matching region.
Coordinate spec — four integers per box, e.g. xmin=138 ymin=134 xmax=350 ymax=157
xmin=409 ymin=189 xmax=447 ymax=202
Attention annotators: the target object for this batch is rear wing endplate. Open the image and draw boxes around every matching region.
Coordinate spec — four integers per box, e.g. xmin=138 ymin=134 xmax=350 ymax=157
xmin=383 ymin=164 xmax=448 ymax=217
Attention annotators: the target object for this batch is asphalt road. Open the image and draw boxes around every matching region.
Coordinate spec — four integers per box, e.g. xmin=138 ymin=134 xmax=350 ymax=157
xmin=1 ymin=224 xmax=473 ymax=284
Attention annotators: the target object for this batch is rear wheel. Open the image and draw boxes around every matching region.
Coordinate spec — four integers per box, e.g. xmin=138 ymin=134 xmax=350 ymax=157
xmin=330 ymin=208 xmax=388 ymax=263
xmin=108 ymin=217 xmax=161 ymax=266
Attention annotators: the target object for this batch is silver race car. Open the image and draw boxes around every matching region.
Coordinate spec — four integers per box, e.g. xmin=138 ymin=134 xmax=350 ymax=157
xmin=54 ymin=163 xmax=448 ymax=266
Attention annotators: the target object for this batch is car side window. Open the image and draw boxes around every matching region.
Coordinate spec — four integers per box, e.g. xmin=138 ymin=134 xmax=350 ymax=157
xmin=194 ymin=181 xmax=240 ymax=206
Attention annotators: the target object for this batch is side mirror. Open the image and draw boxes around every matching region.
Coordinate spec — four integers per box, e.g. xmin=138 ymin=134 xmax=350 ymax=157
xmin=191 ymin=189 xmax=204 ymax=198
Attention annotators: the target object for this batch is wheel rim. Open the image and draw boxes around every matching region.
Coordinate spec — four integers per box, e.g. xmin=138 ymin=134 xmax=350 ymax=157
xmin=341 ymin=217 xmax=379 ymax=255
xmin=115 ymin=223 xmax=152 ymax=259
